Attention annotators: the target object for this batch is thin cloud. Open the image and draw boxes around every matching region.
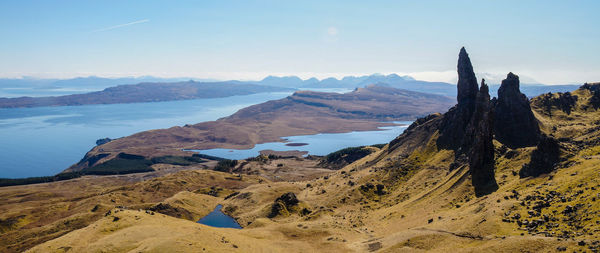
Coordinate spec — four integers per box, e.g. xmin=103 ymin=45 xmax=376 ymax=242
xmin=92 ymin=19 xmax=150 ymax=32
xmin=327 ymin=26 xmax=338 ymax=36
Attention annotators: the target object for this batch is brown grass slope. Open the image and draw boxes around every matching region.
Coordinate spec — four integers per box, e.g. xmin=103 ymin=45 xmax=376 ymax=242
xmin=19 ymin=83 xmax=599 ymax=253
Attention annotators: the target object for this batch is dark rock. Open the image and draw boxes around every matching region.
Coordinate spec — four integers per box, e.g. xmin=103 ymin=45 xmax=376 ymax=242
xmin=276 ymin=192 xmax=299 ymax=207
xmin=520 ymin=134 xmax=561 ymax=177
xmin=563 ymin=205 xmax=576 ymax=215
xmin=581 ymin=82 xmax=600 ymax=109
xmin=375 ymin=184 xmax=385 ymax=195
xmin=457 ymin=47 xmax=480 ymax=107
xmin=493 ymin=73 xmax=540 ymax=148
xmin=437 ymin=47 xmax=480 ymax=149
xmin=534 ymin=92 xmax=578 ymax=116
xmin=96 ymin=137 xmax=112 ymax=146
xmin=436 ymin=48 xmax=499 ymax=195
xmin=466 ymin=80 xmax=498 ymax=196
xmin=268 ymin=192 xmax=299 ymax=218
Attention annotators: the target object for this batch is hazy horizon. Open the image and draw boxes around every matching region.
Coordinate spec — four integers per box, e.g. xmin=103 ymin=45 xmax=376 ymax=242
xmin=1 ymin=1 xmax=599 ymax=84
xmin=0 ymin=72 xmax=558 ymax=86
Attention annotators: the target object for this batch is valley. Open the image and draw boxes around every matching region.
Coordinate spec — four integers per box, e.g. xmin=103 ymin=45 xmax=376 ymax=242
xmin=1 ymin=48 xmax=599 ymax=252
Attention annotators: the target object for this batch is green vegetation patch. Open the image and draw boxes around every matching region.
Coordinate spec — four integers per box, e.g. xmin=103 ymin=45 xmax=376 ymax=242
xmin=151 ymin=155 xmax=206 ymax=166
xmin=0 ymin=172 xmax=83 ymax=187
xmin=82 ymin=155 xmax=154 ymax=175
xmin=1 ymin=153 xmax=222 ymax=187
xmin=214 ymin=159 xmax=238 ymax=172
xmin=192 ymin=153 xmax=227 ymax=161
xmin=370 ymin=143 xmax=387 ymax=149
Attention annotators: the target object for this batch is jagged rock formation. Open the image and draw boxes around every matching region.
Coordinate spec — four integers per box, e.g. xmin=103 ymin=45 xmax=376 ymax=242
xmin=520 ymin=134 xmax=561 ymax=177
xmin=392 ymin=48 xmax=545 ymax=195
xmin=493 ymin=73 xmax=541 ymax=148
xmin=435 ymin=47 xmax=498 ymax=195
xmin=437 ymin=47 xmax=480 ymax=150
xmin=466 ymin=80 xmax=498 ymax=196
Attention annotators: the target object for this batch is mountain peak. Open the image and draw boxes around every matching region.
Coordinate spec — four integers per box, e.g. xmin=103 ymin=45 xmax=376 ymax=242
xmin=457 ymin=47 xmax=479 ymax=105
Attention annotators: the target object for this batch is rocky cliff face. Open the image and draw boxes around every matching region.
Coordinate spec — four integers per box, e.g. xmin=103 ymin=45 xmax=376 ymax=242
xmin=433 ymin=48 xmax=499 ymax=195
xmin=466 ymin=80 xmax=498 ymax=196
xmin=393 ymin=48 xmax=544 ymax=195
xmin=437 ymin=47 xmax=480 ymax=150
xmin=493 ymin=73 xmax=541 ymax=148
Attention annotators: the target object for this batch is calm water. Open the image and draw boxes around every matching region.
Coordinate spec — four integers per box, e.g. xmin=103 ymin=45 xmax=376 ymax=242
xmin=0 ymin=92 xmax=293 ymax=178
xmin=0 ymin=87 xmax=96 ymax=98
xmin=197 ymin=204 xmax=242 ymax=229
xmin=194 ymin=122 xmax=411 ymax=160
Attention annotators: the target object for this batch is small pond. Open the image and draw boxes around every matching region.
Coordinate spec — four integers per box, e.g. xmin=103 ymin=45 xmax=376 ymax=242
xmin=197 ymin=204 xmax=242 ymax=229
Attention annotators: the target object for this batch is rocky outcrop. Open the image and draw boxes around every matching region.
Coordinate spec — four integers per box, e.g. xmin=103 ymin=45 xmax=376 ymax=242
xmin=96 ymin=138 xmax=112 ymax=146
xmin=388 ymin=48 xmax=554 ymax=195
xmin=457 ymin=47 xmax=480 ymax=106
xmin=520 ymin=134 xmax=561 ymax=177
xmin=466 ymin=80 xmax=498 ymax=196
xmin=533 ymin=92 xmax=578 ymax=116
xmin=268 ymin=192 xmax=299 ymax=218
xmin=582 ymin=82 xmax=600 ymax=109
xmin=431 ymin=48 xmax=499 ymax=195
xmin=436 ymin=48 xmax=498 ymax=195
xmin=493 ymin=73 xmax=541 ymax=148
xmin=437 ymin=47 xmax=480 ymax=150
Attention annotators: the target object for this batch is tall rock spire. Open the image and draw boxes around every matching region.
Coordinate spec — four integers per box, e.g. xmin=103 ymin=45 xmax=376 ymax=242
xmin=467 ymin=79 xmax=498 ymax=196
xmin=437 ymin=47 xmax=480 ymax=149
xmin=457 ymin=47 xmax=479 ymax=106
xmin=437 ymin=47 xmax=498 ymax=196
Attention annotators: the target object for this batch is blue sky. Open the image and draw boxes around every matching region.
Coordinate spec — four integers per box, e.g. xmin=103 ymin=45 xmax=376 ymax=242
xmin=0 ymin=0 xmax=598 ymax=84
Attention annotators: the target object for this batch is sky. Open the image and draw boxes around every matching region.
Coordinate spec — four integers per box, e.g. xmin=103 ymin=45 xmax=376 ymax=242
xmin=0 ymin=0 xmax=598 ymax=84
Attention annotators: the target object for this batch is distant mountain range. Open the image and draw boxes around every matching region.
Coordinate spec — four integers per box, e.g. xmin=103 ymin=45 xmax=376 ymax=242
xmin=255 ymin=74 xmax=580 ymax=98
xmin=0 ymin=74 xmax=582 ymax=106
xmin=0 ymin=76 xmax=216 ymax=90
xmin=0 ymin=81 xmax=293 ymax=108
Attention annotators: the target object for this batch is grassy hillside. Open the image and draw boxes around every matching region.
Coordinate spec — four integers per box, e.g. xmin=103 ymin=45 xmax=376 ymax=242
xmin=3 ymin=62 xmax=599 ymax=252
